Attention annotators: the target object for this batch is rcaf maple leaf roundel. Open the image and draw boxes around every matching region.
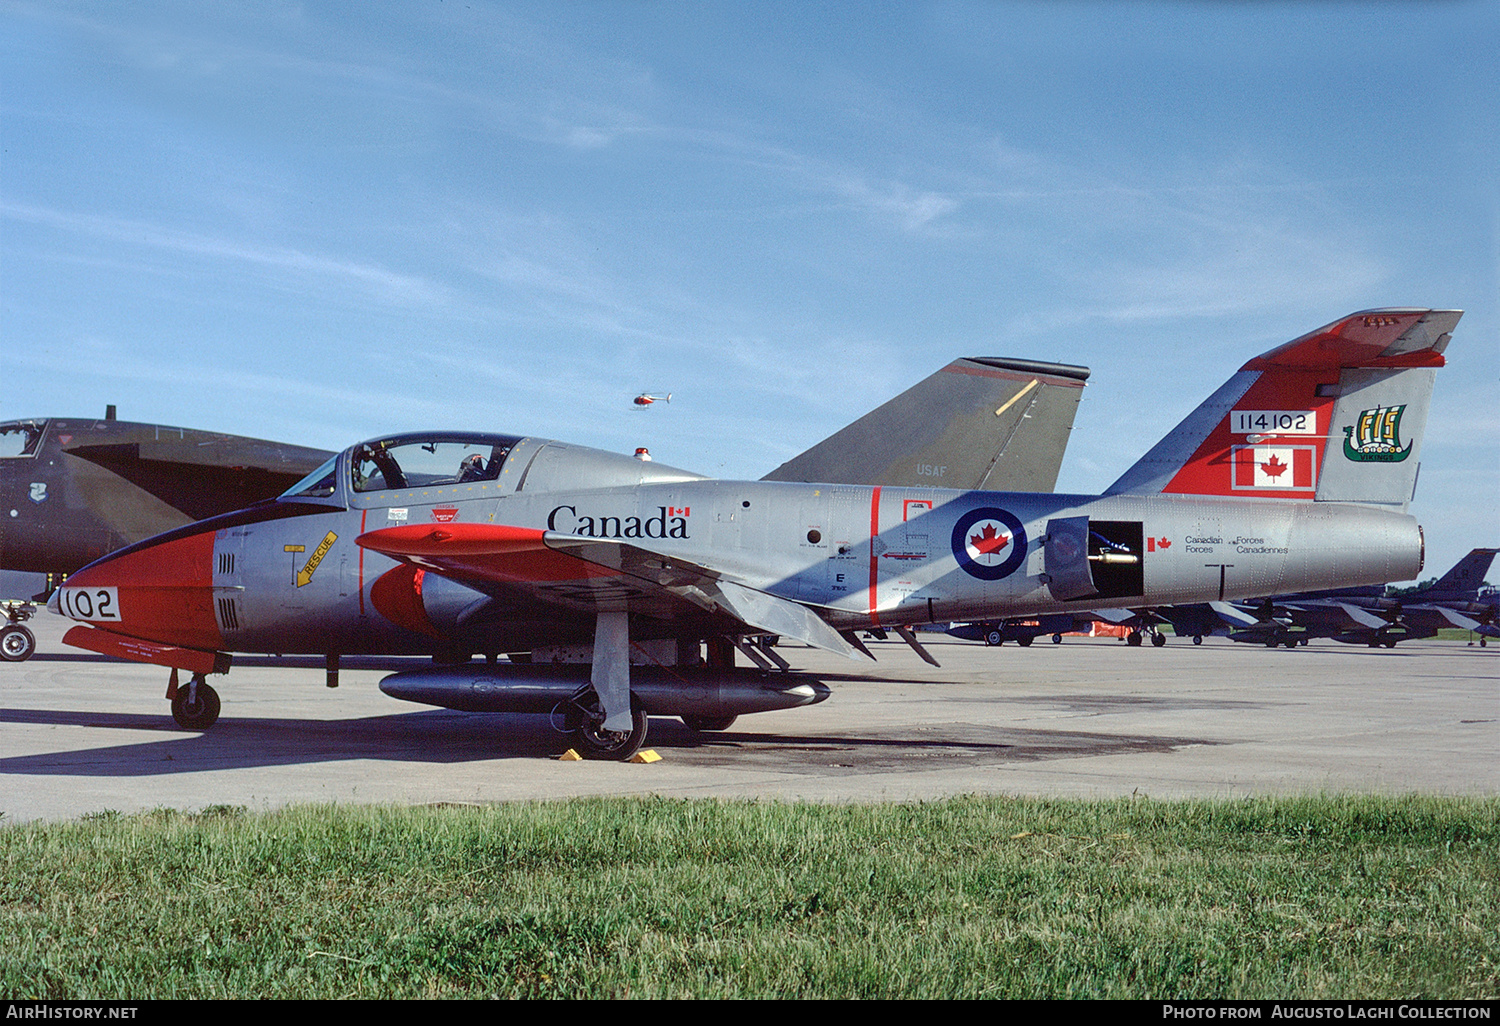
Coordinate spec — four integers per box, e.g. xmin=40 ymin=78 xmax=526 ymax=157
xmin=950 ymin=507 xmax=1028 ymax=581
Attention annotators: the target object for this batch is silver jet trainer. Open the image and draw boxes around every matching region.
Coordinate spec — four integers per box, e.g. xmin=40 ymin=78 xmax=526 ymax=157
xmin=54 ymin=309 xmax=1457 ymax=759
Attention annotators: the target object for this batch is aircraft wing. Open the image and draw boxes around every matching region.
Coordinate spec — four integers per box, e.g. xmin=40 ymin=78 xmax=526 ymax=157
xmin=1403 ymin=603 xmax=1483 ymax=630
xmin=357 ymin=523 xmax=869 ymax=661
xmin=1279 ymin=600 xmax=1388 ymax=630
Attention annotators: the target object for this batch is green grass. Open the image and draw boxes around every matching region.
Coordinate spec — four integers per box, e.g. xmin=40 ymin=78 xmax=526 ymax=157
xmin=2 ymin=796 xmax=1496 ymax=999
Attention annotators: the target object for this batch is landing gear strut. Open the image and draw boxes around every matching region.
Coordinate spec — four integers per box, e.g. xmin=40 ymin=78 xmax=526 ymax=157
xmin=171 ymin=674 xmax=221 ymax=730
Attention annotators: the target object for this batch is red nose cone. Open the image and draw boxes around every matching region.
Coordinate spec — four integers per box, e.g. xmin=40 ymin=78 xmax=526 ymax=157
xmin=59 ymin=530 xmax=222 ymax=651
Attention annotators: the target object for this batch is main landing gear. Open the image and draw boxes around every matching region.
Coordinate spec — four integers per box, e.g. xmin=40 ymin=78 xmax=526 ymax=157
xmin=169 ymin=672 xmax=221 ymax=730
xmin=556 ymin=687 xmax=648 ymax=760
xmin=1126 ymin=628 xmax=1168 ymax=647
xmin=1 ymin=601 xmax=38 ymax=662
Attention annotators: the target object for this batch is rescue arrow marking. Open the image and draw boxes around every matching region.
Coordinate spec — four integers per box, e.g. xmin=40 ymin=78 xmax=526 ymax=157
xmin=295 ymin=532 xmax=338 ymax=587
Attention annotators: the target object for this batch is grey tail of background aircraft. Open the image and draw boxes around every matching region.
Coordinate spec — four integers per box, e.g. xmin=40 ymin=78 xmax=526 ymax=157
xmin=1422 ymin=547 xmax=1497 ymax=599
xmin=760 ymin=356 xmax=1089 ymax=492
xmin=1105 ymin=309 xmax=1461 ymax=513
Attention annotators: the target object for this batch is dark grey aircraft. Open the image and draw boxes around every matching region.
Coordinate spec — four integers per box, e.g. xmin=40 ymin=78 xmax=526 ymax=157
xmin=946 ymin=613 xmax=1094 ymax=646
xmin=52 ymin=309 xmax=1459 ymax=759
xmin=1105 ymin=547 xmax=1497 ymax=648
xmin=0 ymin=411 xmax=333 ymax=660
xmin=1217 ymin=546 xmax=1497 ymax=648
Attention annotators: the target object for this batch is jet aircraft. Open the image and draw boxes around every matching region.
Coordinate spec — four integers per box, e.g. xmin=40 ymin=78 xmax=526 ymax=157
xmin=51 ymin=310 xmax=1459 ymax=759
xmin=946 ymin=614 xmax=1094 ymax=647
xmin=0 ymin=411 xmax=332 ymax=660
xmin=1211 ymin=546 xmax=1497 ymax=648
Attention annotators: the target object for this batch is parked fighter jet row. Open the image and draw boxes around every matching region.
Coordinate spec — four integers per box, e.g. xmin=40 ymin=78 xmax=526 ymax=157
xmin=956 ymin=546 xmax=1496 ymax=649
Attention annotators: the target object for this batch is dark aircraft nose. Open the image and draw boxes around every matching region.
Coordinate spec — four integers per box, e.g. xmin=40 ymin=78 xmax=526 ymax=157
xmin=50 ymin=529 xmax=222 ymax=651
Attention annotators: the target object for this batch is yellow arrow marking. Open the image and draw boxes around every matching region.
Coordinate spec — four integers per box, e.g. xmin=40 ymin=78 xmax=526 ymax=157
xmin=295 ymin=532 xmax=337 ymax=588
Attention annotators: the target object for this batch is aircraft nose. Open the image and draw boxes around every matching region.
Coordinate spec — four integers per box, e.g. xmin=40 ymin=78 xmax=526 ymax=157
xmin=55 ymin=529 xmax=223 ymax=650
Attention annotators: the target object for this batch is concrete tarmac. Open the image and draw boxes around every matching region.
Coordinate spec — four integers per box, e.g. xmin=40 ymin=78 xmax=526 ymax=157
xmin=1 ymin=611 xmax=1496 ymax=821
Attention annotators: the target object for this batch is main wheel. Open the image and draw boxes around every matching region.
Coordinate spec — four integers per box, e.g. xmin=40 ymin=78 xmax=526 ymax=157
xmin=1052 ymin=633 xmax=1063 ymax=645
xmin=575 ymin=706 xmax=649 ymax=760
xmin=984 ymin=629 xmax=1003 ymax=646
xmin=681 ymin=714 xmax=738 ymax=732
xmin=1192 ymin=635 xmax=1203 ymax=645
xmin=1127 ymin=631 xmax=1143 ymax=647
xmin=0 ymin=624 xmax=36 ymax=662
xmin=171 ymin=677 xmax=221 ymax=730
xmin=1151 ymin=633 xmax=1166 ymax=648
xmin=1284 ymin=639 xmax=1298 ymax=649
xmin=1017 ymin=634 xmax=1033 ymax=647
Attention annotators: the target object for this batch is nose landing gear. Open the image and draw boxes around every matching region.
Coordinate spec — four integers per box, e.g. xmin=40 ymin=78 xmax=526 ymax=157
xmin=168 ymin=671 xmax=221 ymax=730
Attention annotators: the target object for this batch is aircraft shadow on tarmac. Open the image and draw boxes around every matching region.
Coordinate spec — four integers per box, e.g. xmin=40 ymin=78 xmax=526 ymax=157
xmin=0 ymin=706 xmax=1219 ymax=777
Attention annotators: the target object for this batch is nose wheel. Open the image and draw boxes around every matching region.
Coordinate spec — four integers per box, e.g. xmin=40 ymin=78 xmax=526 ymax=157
xmin=171 ymin=674 xmax=221 ymax=730
xmin=0 ymin=624 xmax=36 ymax=662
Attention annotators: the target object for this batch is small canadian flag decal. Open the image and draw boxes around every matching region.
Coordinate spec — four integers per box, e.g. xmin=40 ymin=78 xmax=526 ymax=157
xmin=1231 ymin=445 xmax=1317 ymax=491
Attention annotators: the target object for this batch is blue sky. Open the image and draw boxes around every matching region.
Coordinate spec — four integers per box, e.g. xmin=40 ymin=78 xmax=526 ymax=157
xmin=2 ymin=1 xmax=1495 ymax=580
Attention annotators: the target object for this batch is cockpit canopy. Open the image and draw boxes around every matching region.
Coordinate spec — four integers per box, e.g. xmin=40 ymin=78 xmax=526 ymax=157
xmin=280 ymin=432 xmax=523 ymax=500
xmin=351 ymin=434 xmax=520 ymax=492
xmin=0 ymin=420 xmax=46 ymax=459
xmin=279 ymin=430 xmax=706 ymax=503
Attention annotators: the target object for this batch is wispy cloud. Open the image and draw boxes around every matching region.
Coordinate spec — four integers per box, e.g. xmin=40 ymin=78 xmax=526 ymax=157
xmin=2 ymin=202 xmax=452 ymax=308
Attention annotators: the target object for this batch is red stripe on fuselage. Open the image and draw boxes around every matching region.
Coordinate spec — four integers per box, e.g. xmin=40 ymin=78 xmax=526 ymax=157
xmin=868 ymin=486 xmax=881 ymax=626
xmin=358 ymin=508 xmax=367 ymax=616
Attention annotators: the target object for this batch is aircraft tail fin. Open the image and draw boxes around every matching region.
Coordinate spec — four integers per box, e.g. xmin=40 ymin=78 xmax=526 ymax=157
xmin=1424 ymin=548 xmax=1498 ymax=598
xmin=761 ymin=357 xmax=1089 ymax=491
xmin=1106 ymin=309 xmax=1460 ymax=512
